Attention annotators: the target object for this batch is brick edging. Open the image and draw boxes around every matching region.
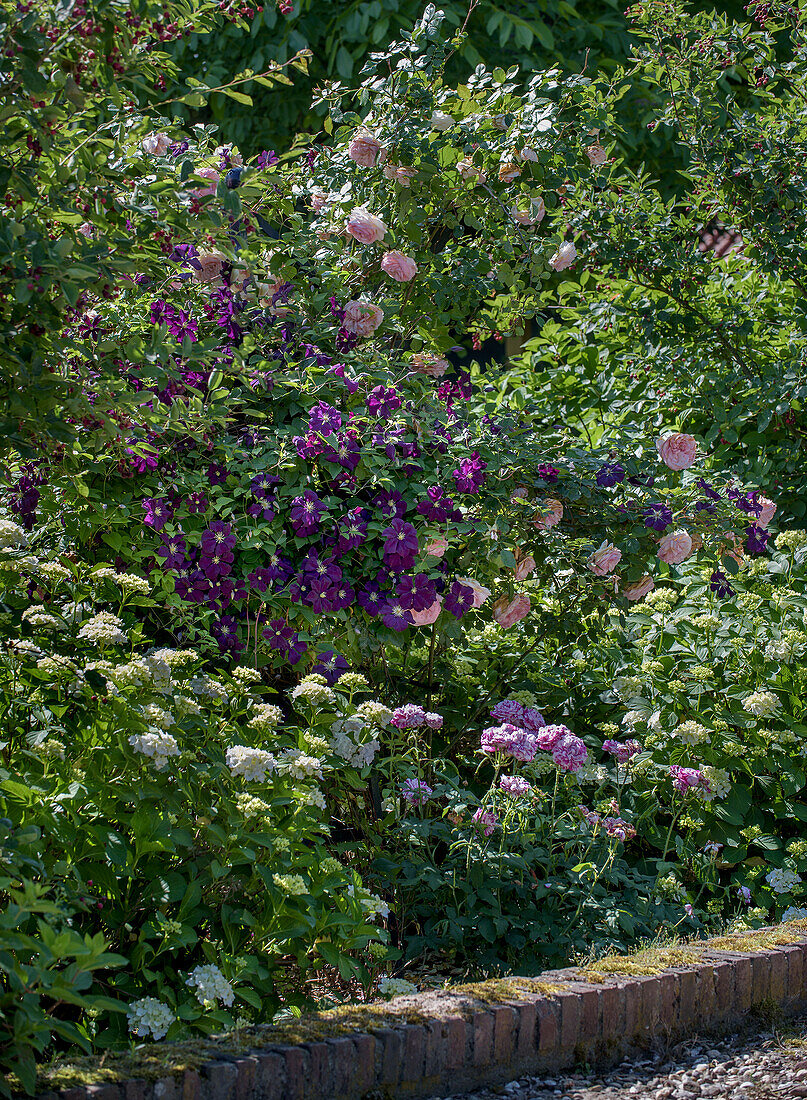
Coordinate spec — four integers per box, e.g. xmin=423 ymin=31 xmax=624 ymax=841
xmin=36 ymin=929 xmax=807 ymax=1100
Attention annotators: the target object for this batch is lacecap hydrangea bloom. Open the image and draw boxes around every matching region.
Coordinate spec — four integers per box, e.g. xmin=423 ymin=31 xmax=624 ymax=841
xmin=781 ymin=906 xmax=807 ymax=923
xmin=127 ymin=996 xmax=175 ymax=1040
xmin=185 ymin=963 xmax=234 ymax=1006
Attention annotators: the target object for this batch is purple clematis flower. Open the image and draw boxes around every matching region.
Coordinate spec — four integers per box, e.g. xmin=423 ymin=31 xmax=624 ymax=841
xmin=290 ymin=490 xmax=326 ymax=536
xmin=382 ymin=519 xmax=419 ymax=571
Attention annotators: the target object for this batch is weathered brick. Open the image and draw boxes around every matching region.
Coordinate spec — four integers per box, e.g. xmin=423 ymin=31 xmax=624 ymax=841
xmin=233 ymin=1057 xmax=258 ymax=1100
xmin=253 ymin=1051 xmax=286 ymax=1100
xmin=695 ymin=964 xmax=716 ymax=1027
xmin=577 ymin=985 xmax=601 ymax=1044
xmin=639 ymin=975 xmax=661 ymax=1034
xmin=123 ymin=1080 xmax=152 ymax=1100
xmin=181 ymin=1070 xmax=201 ymax=1100
xmin=86 ymin=1087 xmax=122 ymax=1100
xmin=750 ymin=952 xmax=771 ymax=1006
xmin=445 ymin=1016 xmax=468 ymax=1070
xmin=515 ymin=1001 xmax=538 ymax=1060
xmin=769 ymin=950 xmax=787 ymax=1005
xmin=622 ymin=980 xmax=641 ymax=1041
xmin=402 ymin=1025 xmax=426 ymax=1083
xmin=200 ymin=1063 xmax=237 ymax=1100
xmin=373 ymin=1028 xmax=402 ymax=1087
xmin=493 ymin=1005 xmax=517 ymax=1064
xmin=781 ymin=945 xmax=804 ymax=1006
xmin=710 ymin=959 xmax=735 ymax=1021
xmin=657 ymin=973 xmax=678 ymax=1033
xmin=601 ymin=983 xmax=623 ymax=1042
xmin=423 ymin=1021 xmax=445 ymax=1080
xmin=281 ymin=1046 xmax=310 ymax=1100
xmin=326 ymin=1038 xmax=355 ymax=1099
xmin=536 ymin=998 xmax=560 ymax=1054
xmin=678 ymin=970 xmax=697 ymax=1032
xmin=557 ymin=991 xmax=580 ymax=1051
xmin=351 ymin=1033 xmax=377 ymax=1095
xmin=473 ymin=1012 xmax=494 ymax=1068
xmin=152 ymin=1080 xmax=178 ymax=1100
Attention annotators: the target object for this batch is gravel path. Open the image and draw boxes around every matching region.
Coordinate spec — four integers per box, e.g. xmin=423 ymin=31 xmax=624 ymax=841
xmin=439 ymin=1015 xmax=807 ymax=1100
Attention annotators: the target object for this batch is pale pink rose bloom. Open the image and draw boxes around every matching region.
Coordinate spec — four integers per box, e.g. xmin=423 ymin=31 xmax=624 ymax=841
xmin=195 ymin=167 xmax=220 ymax=196
xmin=192 ymin=250 xmax=227 ymax=284
xmin=229 ymin=266 xmax=250 ymax=294
xmin=549 ymin=241 xmax=577 ymax=271
xmin=348 ymin=129 xmax=384 ymax=168
xmin=411 ymin=598 xmax=442 ymax=626
xmin=311 ymin=192 xmax=329 ymax=212
xmin=658 ymin=529 xmax=693 ymax=565
xmin=622 ymin=575 xmax=655 ymax=602
xmin=78 ymin=222 xmax=94 ymax=237
xmin=424 ymin=537 xmax=448 ymax=558
xmin=457 ymin=577 xmax=491 ymax=608
xmin=656 ymin=432 xmax=697 ymax=470
xmin=534 ymin=498 xmax=563 ymax=530
xmin=587 ymin=143 xmax=608 ymax=166
xmin=519 ymin=146 xmax=539 ymax=162
xmin=588 ymin=541 xmax=622 ymax=576
xmin=342 ymin=300 xmax=384 ymax=337
xmin=757 ymin=495 xmax=777 ymax=527
xmin=498 ymin=161 xmax=521 ymax=183
xmin=493 ymin=594 xmax=531 ymax=628
xmin=381 ymin=251 xmax=418 ymax=282
xmin=456 ymin=158 xmax=486 ymax=184
xmin=257 ymin=279 xmax=291 ymax=315
xmin=383 ymin=164 xmax=417 ymax=186
xmin=142 ymin=132 xmax=170 ymax=155
xmin=510 ymin=486 xmax=530 ymax=504
xmin=512 ymin=197 xmax=545 ymax=227
xmin=345 ymin=206 xmax=386 ymax=244
xmin=513 ymin=552 xmax=536 ymax=581
xmin=430 ymin=111 xmax=454 ymax=131
xmin=411 ymin=353 xmax=450 ymax=378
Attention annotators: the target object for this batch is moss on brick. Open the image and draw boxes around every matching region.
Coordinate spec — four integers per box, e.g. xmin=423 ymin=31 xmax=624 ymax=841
xmin=580 ymin=945 xmax=704 ymax=982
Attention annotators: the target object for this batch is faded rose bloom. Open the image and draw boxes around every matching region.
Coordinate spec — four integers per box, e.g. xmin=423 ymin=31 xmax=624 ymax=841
xmin=383 ymin=163 xmax=417 ymax=186
xmin=381 ymin=251 xmax=418 ymax=282
xmin=430 ymin=110 xmax=454 ymax=130
xmin=411 ymin=353 xmax=450 ymax=378
xmin=345 ymin=207 xmax=386 ymax=245
xmin=193 ymin=251 xmax=227 ymax=284
xmin=456 ymin=158 xmax=486 ymax=184
xmin=656 ymin=432 xmax=697 ymax=470
xmin=511 ymin=197 xmax=545 ymax=227
xmin=342 ymin=301 xmax=384 ymax=337
xmin=499 ymin=161 xmax=521 ymax=183
xmin=78 ymin=222 xmax=94 ymax=237
xmin=622 ymin=575 xmax=655 ymax=602
xmin=348 ymin=129 xmax=384 ymax=168
xmin=587 ymin=143 xmax=608 ymax=166
xmin=195 ymin=167 xmax=220 ymax=196
xmin=588 ymin=541 xmax=622 ymax=576
xmin=456 ymin=577 xmax=491 ymax=608
xmin=493 ymin=594 xmax=531 ymax=629
xmin=311 ymin=191 xmax=331 ymax=212
xmin=534 ymin=498 xmax=563 ymax=531
xmin=549 ymin=241 xmax=577 ymax=271
xmin=410 ymin=598 xmax=442 ymax=626
xmin=658 ymin=529 xmax=693 ymax=565
xmin=518 ymin=146 xmax=539 ymax=162
xmin=757 ymin=495 xmax=777 ymax=527
xmin=142 ymin=132 xmax=171 ymax=155
xmin=424 ymin=537 xmax=448 ymax=558
xmin=513 ymin=549 xmax=535 ymax=581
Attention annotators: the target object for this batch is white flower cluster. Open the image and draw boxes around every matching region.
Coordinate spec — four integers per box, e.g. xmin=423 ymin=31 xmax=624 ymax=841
xmin=764 ymin=639 xmax=793 ymax=662
xmin=185 ymin=963 xmax=234 ymax=1006
xmin=77 ymin=611 xmax=128 ymax=646
xmin=226 ymin=745 xmax=276 ymax=782
xmin=701 ymin=766 xmax=731 ymax=800
xmin=330 ymin=717 xmax=380 ymax=767
xmin=348 ymin=884 xmax=390 ymax=919
xmin=377 ymin=976 xmax=417 ymax=998
xmin=781 ymin=906 xmax=807 ymax=923
xmin=129 ymin=731 xmax=180 ymax=770
xmin=111 ymin=654 xmax=172 ymax=694
xmin=290 ymin=678 xmax=335 ymax=706
xmin=297 ymin=787 xmax=327 ymax=810
xmin=355 ymin=700 xmax=393 ymax=727
xmin=273 ymin=873 xmax=307 ymax=896
xmin=127 ymin=996 xmax=175 ymax=1040
xmin=621 ymin=710 xmax=644 ymax=732
xmin=189 ymin=674 xmax=228 ymax=703
xmin=140 ymin=703 xmax=174 ymax=730
xmin=676 ymin=720 xmax=710 ymax=746
xmin=613 ymin=675 xmax=644 ymax=702
xmin=656 ymin=874 xmax=686 ymax=902
xmin=766 ymin=867 xmax=801 ymax=894
xmin=278 ymin=749 xmax=323 ymax=781
xmin=38 ymin=561 xmax=71 ymax=583
xmin=235 ymin=793 xmax=271 ymax=819
xmin=92 ymin=566 xmax=150 ymax=594
xmin=150 ymin=647 xmax=198 ymax=668
xmin=0 ymin=518 xmax=28 ymax=550
xmin=744 ymin=690 xmax=780 ymax=717
xmin=22 ymin=605 xmax=63 ymax=630
xmin=336 ymin=672 xmax=369 ymax=691
xmin=248 ymin=703 xmax=283 ymax=732
xmin=232 ymin=665 xmax=262 ymax=684
xmin=32 ymin=737 xmax=65 ymax=760
xmin=37 ymin=654 xmax=77 ymax=679
xmin=776 ymin=530 xmax=807 ymax=552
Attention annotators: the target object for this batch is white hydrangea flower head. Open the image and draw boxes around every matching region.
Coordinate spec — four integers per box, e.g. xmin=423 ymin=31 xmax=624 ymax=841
xmin=764 ymin=639 xmax=793 ymax=662
xmin=701 ymin=766 xmax=731 ymax=800
xmin=38 ymin=561 xmax=71 ymax=583
xmin=185 ymin=964 xmax=234 ymax=1006
xmin=248 ymin=703 xmax=283 ymax=732
xmin=129 ymin=731 xmax=180 ymax=770
xmin=273 ymin=873 xmax=308 ymax=896
xmin=378 ymin=976 xmax=417 ymax=998
xmin=298 ymin=787 xmax=327 ymax=810
xmin=235 ymin=793 xmax=271 ymax=819
xmin=114 ymin=572 xmax=150 ymax=594
xmin=77 ymin=611 xmax=128 ymax=646
xmin=127 ymin=996 xmax=175 ymax=1040
xmin=290 ymin=679 xmax=335 ymax=706
xmin=226 ymin=745 xmax=276 ymax=782
xmin=0 ymin=518 xmax=28 ymax=550
xmin=336 ymin=672 xmax=369 ymax=691
xmin=22 ymin=606 xmax=63 ymax=630
xmin=278 ymin=749 xmax=324 ymax=780
xmin=232 ymin=666 xmax=262 ymax=683
xmin=355 ymin=700 xmax=393 ymax=727
xmin=140 ymin=703 xmax=174 ymax=731
xmin=744 ymin=690 xmax=780 ymax=717
xmin=676 ymin=720 xmax=710 ymax=746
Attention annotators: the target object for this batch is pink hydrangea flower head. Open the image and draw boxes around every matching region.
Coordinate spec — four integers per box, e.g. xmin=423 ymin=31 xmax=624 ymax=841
xmin=552 ymin=732 xmax=589 ymax=772
xmin=490 ymin=700 xmax=525 ymax=725
xmin=424 ymin=712 xmax=443 ymax=730
xmin=656 ymin=432 xmax=697 ymax=471
xmin=669 ymin=764 xmax=709 ymax=794
xmin=392 ymin=704 xmax=426 ymax=730
xmin=401 ymin=777 xmax=434 ymax=806
xmin=500 ymin=775 xmax=531 ymax=797
xmin=602 ymin=738 xmax=640 ymax=763
xmin=381 ymin=251 xmax=418 ymax=282
xmin=520 ymin=706 xmax=546 ymax=732
xmin=658 ymin=529 xmax=693 ymax=565
xmin=602 ymin=816 xmax=636 ymax=841
xmin=472 ymin=807 xmax=499 ymax=836
xmin=535 ymin=724 xmax=570 ymax=752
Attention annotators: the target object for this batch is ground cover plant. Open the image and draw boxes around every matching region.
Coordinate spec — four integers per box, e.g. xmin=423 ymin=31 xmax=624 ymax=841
xmin=1 ymin=0 xmax=806 ymax=1091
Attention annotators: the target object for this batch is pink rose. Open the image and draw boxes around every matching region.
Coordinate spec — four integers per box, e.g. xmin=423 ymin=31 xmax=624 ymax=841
xmin=519 ymin=146 xmax=539 ymax=162
xmin=342 ymin=301 xmax=384 ymax=337
xmin=456 ymin=158 xmax=486 ymax=184
xmin=498 ymin=161 xmax=521 ymax=183
xmin=348 ymin=129 xmax=383 ymax=168
xmin=78 ymin=222 xmax=94 ymax=237
xmin=142 ymin=132 xmax=170 ymax=155
xmin=345 ymin=207 xmax=386 ymax=244
xmin=493 ymin=594 xmax=531 ymax=628
xmin=424 ymin=537 xmax=448 ymax=558
xmin=656 ymin=432 xmax=697 ymax=470
xmin=757 ymin=495 xmax=777 ymax=528
xmin=658 ymin=529 xmax=693 ymax=565
xmin=588 ymin=541 xmax=622 ymax=576
xmin=411 ymin=598 xmax=442 ymax=626
xmin=381 ymin=251 xmax=418 ymax=282
xmin=411 ymin=353 xmax=450 ymax=378
xmin=192 ymin=250 xmax=226 ymax=284
xmin=311 ymin=192 xmax=330 ymax=212
xmin=587 ymin=143 xmax=608 ymax=166
xmin=195 ymin=167 xmax=220 ymax=197
xmin=456 ymin=577 xmax=491 ymax=608
xmin=534 ymin=498 xmax=563 ymax=531
xmin=383 ymin=164 xmax=417 ymax=187
xmin=513 ymin=550 xmax=535 ymax=581
xmin=549 ymin=241 xmax=577 ymax=271
xmin=511 ymin=197 xmax=545 ymax=227
xmin=622 ymin=575 xmax=654 ymax=602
